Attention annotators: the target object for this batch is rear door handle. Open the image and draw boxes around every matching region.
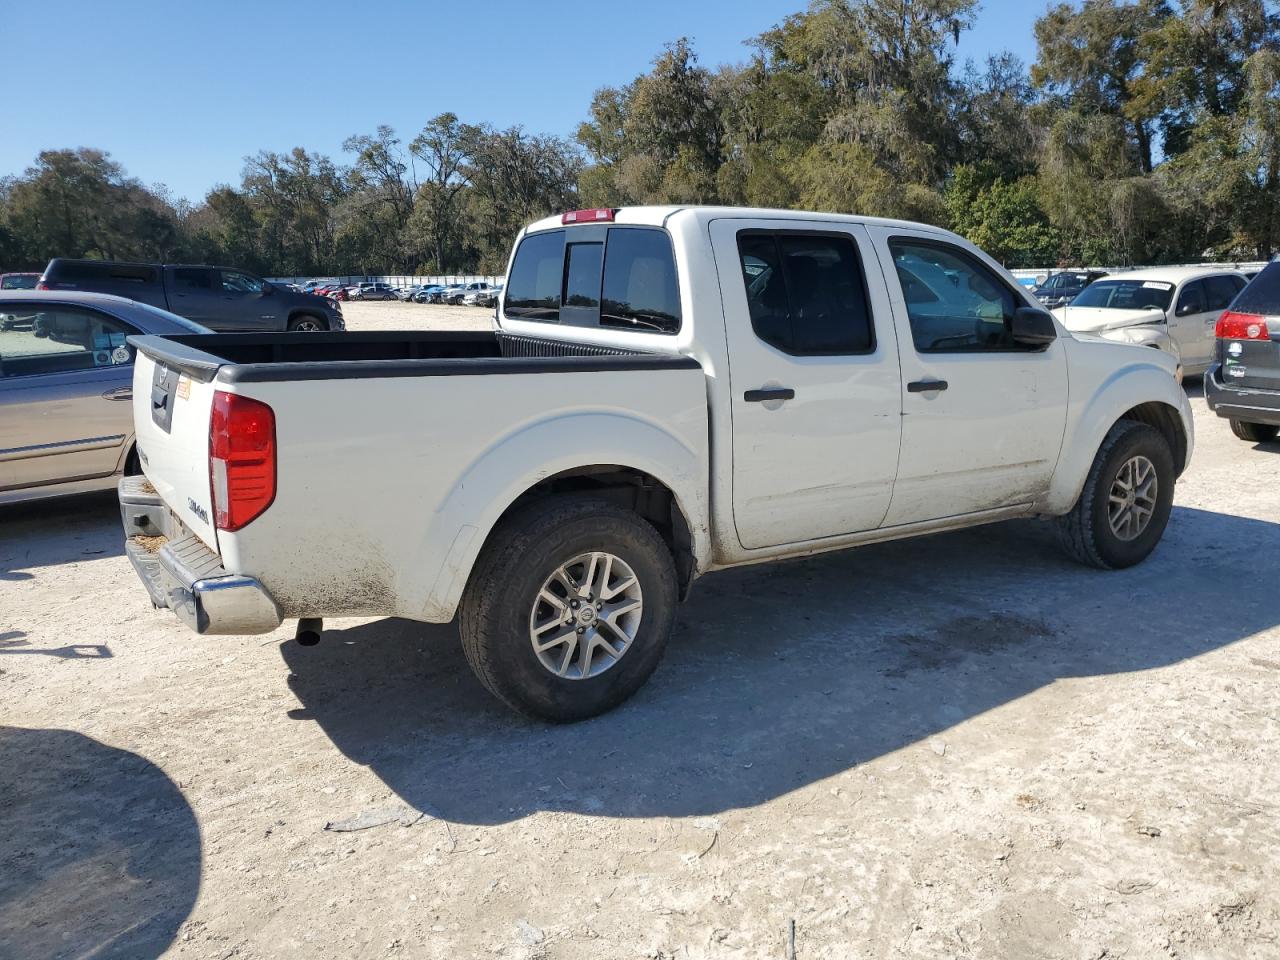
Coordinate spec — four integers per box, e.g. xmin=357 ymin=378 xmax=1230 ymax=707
xmin=102 ymin=387 xmax=133 ymax=401
xmin=744 ymin=388 xmax=795 ymax=403
xmin=907 ymin=379 xmax=948 ymax=393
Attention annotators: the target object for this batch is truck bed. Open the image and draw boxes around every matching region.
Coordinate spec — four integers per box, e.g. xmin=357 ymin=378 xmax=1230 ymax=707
xmin=127 ymin=329 xmax=708 ymax=625
xmin=127 ymin=330 xmax=697 ymax=383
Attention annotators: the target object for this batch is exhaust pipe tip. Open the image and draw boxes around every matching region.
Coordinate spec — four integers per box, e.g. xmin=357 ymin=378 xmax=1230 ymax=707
xmin=295 ymin=617 xmax=323 ymax=647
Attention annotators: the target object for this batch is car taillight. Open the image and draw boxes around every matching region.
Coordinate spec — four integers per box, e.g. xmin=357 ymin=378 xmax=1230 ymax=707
xmin=1215 ymin=310 xmax=1271 ymax=340
xmin=209 ymin=391 xmax=276 ymax=531
xmin=561 ymin=207 xmax=616 ymax=224
xmin=35 ymin=280 xmax=49 ymax=290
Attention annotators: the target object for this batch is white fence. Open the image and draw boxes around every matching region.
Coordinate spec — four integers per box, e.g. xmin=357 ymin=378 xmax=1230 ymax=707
xmin=271 ymin=275 xmax=504 ymax=288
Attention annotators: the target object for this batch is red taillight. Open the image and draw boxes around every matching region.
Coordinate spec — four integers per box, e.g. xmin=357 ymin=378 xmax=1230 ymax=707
xmin=35 ymin=280 xmax=49 ymax=290
xmin=209 ymin=391 xmax=276 ymax=531
xmin=1215 ymin=310 xmax=1271 ymax=340
xmin=561 ymin=207 xmax=616 ymax=224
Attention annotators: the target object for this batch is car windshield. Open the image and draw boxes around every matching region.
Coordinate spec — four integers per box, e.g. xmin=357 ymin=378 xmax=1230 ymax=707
xmin=1071 ymin=279 xmax=1173 ymax=311
xmin=1 ymin=274 xmax=38 ymax=290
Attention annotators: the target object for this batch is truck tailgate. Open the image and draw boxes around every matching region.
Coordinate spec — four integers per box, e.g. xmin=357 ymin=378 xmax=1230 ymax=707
xmin=131 ymin=350 xmax=220 ymax=550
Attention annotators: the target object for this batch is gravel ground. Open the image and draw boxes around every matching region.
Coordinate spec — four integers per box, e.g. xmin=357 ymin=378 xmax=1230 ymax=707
xmin=338 ymin=300 xmax=495 ymax=332
xmin=3 ymin=305 xmax=1279 ymax=959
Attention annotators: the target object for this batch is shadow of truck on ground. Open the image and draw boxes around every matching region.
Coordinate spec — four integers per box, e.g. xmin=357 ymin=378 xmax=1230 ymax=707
xmin=0 ymin=728 xmax=200 ymax=960
xmin=281 ymin=506 xmax=1278 ymax=826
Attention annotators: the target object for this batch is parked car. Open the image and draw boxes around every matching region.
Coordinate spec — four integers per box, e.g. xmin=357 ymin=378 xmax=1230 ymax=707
xmin=0 ymin=291 xmax=209 ymax=504
xmin=413 ymin=285 xmax=445 ymax=303
xmin=316 ymin=284 xmax=349 ymax=301
xmin=39 ymin=259 xmax=344 ymax=332
xmin=1052 ymin=266 xmax=1247 ymax=376
xmin=351 ymin=282 xmax=397 ymax=301
xmin=1032 ymin=270 xmax=1108 ymax=309
xmin=1205 ymin=260 xmax=1280 ymax=443
xmin=1 ymin=272 xmax=40 ymax=291
xmin=447 ymin=281 xmax=495 ymax=305
xmin=119 ymin=205 xmax=1190 ymax=722
xmin=464 ymin=285 xmax=503 ymax=307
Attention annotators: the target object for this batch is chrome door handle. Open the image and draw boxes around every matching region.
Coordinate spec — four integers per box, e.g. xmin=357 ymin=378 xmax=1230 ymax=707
xmin=102 ymin=387 xmax=132 ymax=401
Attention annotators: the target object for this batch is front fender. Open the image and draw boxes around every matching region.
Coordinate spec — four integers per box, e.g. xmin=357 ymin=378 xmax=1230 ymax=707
xmin=1043 ymin=342 xmax=1193 ymax=515
xmin=409 ymin=411 xmax=709 ymax=621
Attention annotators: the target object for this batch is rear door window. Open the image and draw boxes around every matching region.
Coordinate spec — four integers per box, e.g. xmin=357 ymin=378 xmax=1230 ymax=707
xmin=172 ymin=268 xmax=214 ymax=290
xmin=0 ymin=306 xmax=136 ymax=379
xmin=1205 ymin=275 xmax=1241 ymax=311
xmin=736 ymin=231 xmax=874 ymax=354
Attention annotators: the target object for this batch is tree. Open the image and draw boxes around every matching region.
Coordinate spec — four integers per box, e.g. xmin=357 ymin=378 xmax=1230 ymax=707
xmin=1032 ymin=0 xmax=1170 ymax=175
xmin=409 ymin=113 xmax=473 ymax=272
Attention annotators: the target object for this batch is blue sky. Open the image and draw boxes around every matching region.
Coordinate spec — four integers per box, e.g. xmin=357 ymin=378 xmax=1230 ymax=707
xmin=5 ymin=0 xmax=1045 ymax=202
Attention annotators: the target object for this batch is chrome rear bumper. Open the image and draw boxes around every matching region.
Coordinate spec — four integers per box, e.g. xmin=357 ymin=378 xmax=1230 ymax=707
xmin=119 ymin=477 xmax=282 ymax=635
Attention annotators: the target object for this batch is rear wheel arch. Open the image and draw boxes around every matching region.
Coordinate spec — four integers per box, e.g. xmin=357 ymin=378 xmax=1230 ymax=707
xmin=482 ymin=465 xmax=699 ymax=600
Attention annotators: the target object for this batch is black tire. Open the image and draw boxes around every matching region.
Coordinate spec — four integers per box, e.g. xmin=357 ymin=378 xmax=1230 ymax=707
xmin=459 ymin=497 xmax=678 ymax=722
xmin=288 ymin=314 xmax=327 ymax=332
xmin=1054 ymin=420 xmax=1175 ymax=570
xmin=1229 ymin=419 xmax=1279 ymax=443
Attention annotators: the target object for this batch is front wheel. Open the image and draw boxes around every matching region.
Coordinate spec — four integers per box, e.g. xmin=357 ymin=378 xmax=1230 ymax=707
xmin=1230 ymin=419 xmax=1279 ymax=443
xmin=1054 ymin=420 xmax=1175 ymax=569
xmin=459 ymin=497 xmax=677 ymax=722
xmin=288 ymin=315 xmax=327 ymax=332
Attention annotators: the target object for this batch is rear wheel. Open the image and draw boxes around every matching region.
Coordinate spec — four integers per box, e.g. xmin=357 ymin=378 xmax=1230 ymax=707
xmin=1054 ymin=420 xmax=1175 ymax=569
xmin=459 ymin=497 xmax=678 ymax=722
xmin=288 ymin=314 xmax=327 ymax=332
xmin=1229 ymin=419 xmax=1279 ymax=443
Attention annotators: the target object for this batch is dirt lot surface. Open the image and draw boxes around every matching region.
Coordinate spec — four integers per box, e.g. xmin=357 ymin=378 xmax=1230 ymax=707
xmin=3 ymin=303 xmax=1279 ymax=959
xmin=339 ymin=300 xmax=495 ymax=332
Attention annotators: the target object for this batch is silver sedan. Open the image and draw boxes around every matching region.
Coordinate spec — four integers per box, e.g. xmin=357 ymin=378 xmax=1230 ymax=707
xmin=0 ymin=291 xmax=207 ymax=504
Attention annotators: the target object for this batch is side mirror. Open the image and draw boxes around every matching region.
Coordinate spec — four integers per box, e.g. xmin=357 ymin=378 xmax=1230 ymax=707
xmin=1175 ymin=301 xmax=1196 ymax=317
xmin=1010 ymin=306 xmax=1057 ymax=347
xmin=260 ymin=280 xmax=273 ymax=294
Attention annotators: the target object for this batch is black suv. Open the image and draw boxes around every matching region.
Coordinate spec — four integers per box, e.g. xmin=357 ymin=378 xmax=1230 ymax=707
xmin=39 ymin=259 xmax=345 ymax=332
xmin=1205 ymin=260 xmax=1280 ymax=443
xmin=1032 ymin=270 xmax=1108 ymax=309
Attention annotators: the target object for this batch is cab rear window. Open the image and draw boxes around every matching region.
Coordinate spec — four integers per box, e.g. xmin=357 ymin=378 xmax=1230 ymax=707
xmin=504 ymin=226 xmax=681 ymax=334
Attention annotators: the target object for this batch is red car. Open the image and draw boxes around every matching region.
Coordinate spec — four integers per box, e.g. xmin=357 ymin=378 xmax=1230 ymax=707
xmin=316 ymin=284 xmax=350 ymax=301
xmin=0 ymin=272 xmax=40 ymax=291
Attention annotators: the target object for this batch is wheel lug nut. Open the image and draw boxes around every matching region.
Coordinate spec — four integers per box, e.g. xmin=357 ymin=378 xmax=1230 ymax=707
xmin=576 ymin=627 xmax=585 ymax=634
xmin=596 ymin=603 xmax=602 ymax=611
xmin=570 ymin=600 xmax=579 ymax=608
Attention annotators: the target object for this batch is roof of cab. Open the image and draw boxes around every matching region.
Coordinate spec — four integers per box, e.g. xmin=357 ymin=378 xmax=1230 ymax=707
xmin=523 ymin=205 xmax=961 ymax=240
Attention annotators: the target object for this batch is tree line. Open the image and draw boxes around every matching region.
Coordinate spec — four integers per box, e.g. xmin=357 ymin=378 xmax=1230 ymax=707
xmin=2 ymin=0 xmax=1278 ymax=275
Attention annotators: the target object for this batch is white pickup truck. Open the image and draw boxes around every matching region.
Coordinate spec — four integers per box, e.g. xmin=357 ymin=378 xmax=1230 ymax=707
xmin=120 ymin=206 xmax=1193 ymax=721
